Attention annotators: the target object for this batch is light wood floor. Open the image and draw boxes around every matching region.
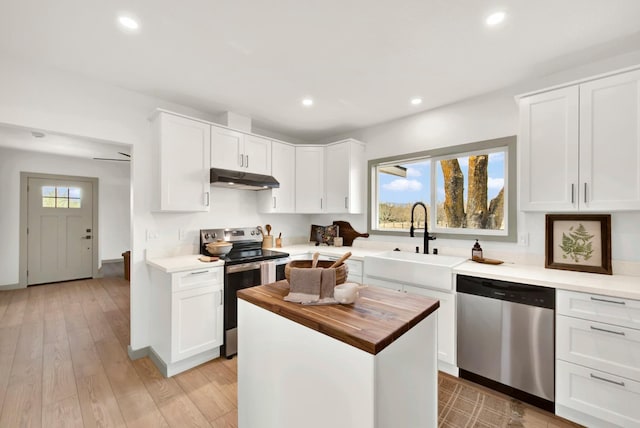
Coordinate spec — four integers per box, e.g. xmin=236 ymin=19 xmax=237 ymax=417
xmin=0 ymin=277 xmax=579 ymax=428
xmin=0 ymin=277 xmax=237 ymax=427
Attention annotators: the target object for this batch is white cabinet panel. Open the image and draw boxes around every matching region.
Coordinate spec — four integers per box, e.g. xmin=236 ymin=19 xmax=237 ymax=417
xmin=211 ymin=126 xmax=272 ymax=175
xmin=210 ymin=126 xmax=243 ymax=171
xmin=243 ymin=134 xmax=272 ymax=175
xmin=172 ymin=285 xmax=223 ymax=362
xmin=519 ymin=87 xmax=579 ymax=211
xmin=295 ymin=145 xmax=325 ymax=213
xmin=258 ymin=141 xmax=295 ymax=213
xmin=579 ymin=70 xmax=640 ymax=211
xmin=152 ymin=111 xmax=211 ymax=212
xmin=556 ymin=288 xmax=640 ymax=426
xmin=519 ymin=69 xmax=640 ymax=212
xmin=557 ymin=315 xmax=640 ymax=382
xmin=556 ymin=360 xmax=640 ymax=428
xmin=404 ymin=285 xmax=455 ymax=366
xmin=325 ymin=140 xmax=365 ymax=214
xmin=149 ymin=265 xmax=223 ymax=376
xmin=557 ymin=290 xmax=640 ymax=331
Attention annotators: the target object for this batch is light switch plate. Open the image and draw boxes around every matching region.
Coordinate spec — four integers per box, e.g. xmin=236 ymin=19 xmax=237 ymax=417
xmin=518 ymin=233 xmax=529 ymax=246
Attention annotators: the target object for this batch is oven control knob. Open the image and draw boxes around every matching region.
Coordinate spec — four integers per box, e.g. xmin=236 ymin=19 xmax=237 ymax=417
xmin=251 ymin=230 xmax=255 ymax=235
xmin=204 ymin=233 xmax=211 ymax=239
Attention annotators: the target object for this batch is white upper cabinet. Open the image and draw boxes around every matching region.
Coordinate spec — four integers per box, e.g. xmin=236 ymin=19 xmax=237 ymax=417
xmin=243 ymin=134 xmax=272 ymax=175
xmin=325 ymin=139 xmax=365 ymax=214
xmin=519 ymin=87 xmax=579 ymax=211
xmin=152 ymin=111 xmax=211 ymax=212
xmin=579 ymin=70 xmax=640 ymax=211
xmin=295 ymin=145 xmax=325 ymax=213
xmin=519 ymin=68 xmax=640 ymax=211
xmin=258 ymin=141 xmax=295 ymax=213
xmin=210 ymin=125 xmax=272 ymax=175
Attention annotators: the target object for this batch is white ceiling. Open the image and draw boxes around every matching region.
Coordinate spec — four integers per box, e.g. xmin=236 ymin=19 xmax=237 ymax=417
xmin=1 ymin=0 xmax=640 ymax=141
xmin=0 ymin=125 xmax=131 ymax=161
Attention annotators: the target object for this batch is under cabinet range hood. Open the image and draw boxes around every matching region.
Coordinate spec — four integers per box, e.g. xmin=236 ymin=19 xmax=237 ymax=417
xmin=210 ymin=167 xmax=280 ymax=190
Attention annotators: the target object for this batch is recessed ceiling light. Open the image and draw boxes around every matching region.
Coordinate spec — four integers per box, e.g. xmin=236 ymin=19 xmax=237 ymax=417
xmin=410 ymin=97 xmax=423 ymax=106
xmin=228 ymin=182 xmax=235 ymax=185
xmin=117 ymin=15 xmax=140 ymax=32
xmin=486 ymin=11 xmax=506 ymax=27
xmin=302 ymin=98 xmax=314 ymax=107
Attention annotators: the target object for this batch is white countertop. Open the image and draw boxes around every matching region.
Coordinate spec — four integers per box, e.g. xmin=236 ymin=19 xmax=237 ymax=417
xmin=145 ymin=245 xmax=639 ymax=300
xmin=276 ymin=244 xmax=384 ymax=260
xmin=454 ymin=260 xmax=640 ymax=300
xmin=146 ymin=254 xmax=224 ymax=273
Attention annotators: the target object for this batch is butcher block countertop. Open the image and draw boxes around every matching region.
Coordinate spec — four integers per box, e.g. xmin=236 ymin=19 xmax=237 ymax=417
xmin=237 ymin=280 xmax=439 ymax=355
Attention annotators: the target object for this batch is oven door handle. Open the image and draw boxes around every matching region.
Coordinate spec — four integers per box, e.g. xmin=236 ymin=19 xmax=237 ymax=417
xmin=226 ymin=262 xmax=262 ymax=274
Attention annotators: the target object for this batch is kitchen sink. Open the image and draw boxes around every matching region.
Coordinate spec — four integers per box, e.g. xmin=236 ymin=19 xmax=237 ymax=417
xmin=364 ymin=251 xmax=467 ymax=291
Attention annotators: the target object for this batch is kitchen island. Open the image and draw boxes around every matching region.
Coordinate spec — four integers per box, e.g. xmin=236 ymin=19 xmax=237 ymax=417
xmin=237 ymin=280 xmax=440 ymax=428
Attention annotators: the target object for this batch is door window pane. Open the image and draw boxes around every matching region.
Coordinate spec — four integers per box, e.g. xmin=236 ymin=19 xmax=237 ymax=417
xmin=41 ymin=186 xmax=82 ymax=208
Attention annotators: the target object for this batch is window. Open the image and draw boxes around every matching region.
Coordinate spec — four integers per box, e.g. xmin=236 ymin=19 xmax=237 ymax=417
xmin=42 ymin=186 xmax=81 ymax=208
xmin=369 ymin=136 xmax=516 ymax=241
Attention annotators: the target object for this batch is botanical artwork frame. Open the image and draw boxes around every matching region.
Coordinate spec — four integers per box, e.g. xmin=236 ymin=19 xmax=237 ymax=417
xmin=545 ymin=214 xmax=612 ymax=275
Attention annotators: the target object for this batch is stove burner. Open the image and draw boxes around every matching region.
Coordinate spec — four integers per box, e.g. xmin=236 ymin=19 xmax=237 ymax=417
xmin=200 ymin=227 xmax=289 ymax=265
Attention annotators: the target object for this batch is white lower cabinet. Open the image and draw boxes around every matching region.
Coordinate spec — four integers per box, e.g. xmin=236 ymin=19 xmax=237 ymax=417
xmin=149 ymin=266 xmax=224 ymax=377
xmin=556 ymin=289 xmax=640 ymax=427
xmin=556 ymin=360 xmax=640 ymax=428
xmin=363 ymin=275 xmax=456 ymax=374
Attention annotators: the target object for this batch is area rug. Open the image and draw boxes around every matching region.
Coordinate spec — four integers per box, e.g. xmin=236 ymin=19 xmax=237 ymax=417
xmin=438 ymin=373 xmax=552 ymax=428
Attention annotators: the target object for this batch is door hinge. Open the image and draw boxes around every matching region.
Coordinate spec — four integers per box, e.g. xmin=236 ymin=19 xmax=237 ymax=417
xmin=26 ymin=270 xmax=29 ymax=277
xmin=26 ymin=227 xmax=29 ymax=235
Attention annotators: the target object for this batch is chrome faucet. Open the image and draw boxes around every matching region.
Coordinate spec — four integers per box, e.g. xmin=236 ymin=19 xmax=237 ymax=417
xmin=410 ymin=202 xmax=436 ymax=254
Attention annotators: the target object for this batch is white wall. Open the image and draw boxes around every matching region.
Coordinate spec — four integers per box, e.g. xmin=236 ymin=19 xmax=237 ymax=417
xmin=0 ymin=146 xmax=130 ymax=285
xmin=312 ymin=51 xmax=640 ymax=266
xmin=0 ymin=54 xmax=310 ymax=352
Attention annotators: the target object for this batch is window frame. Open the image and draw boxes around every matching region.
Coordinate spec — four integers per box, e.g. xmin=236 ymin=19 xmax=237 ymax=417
xmin=367 ymin=136 xmax=517 ymax=242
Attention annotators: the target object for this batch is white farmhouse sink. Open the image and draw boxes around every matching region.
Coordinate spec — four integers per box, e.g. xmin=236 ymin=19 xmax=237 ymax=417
xmin=364 ymin=251 xmax=467 ymax=291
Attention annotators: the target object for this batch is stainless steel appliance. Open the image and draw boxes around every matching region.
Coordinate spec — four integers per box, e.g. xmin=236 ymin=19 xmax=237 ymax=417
xmin=200 ymin=227 xmax=289 ymax=358
xmin=457 ymin=274 xmax=555 ymax=412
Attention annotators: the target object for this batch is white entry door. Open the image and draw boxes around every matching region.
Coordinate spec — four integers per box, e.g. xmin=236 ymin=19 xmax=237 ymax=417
xmin=27 ymin=177 xmax=94 ymax=285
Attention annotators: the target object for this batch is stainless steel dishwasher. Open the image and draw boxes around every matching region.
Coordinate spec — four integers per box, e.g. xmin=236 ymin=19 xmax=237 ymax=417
xmin=457 ymin=274 xmax=555 ymax=412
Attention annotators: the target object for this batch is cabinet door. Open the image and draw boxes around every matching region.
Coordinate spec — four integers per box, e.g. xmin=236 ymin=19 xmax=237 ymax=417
xmin=325 ymin=142 xmax=350 ymax=213
xmin=295 ymin=146 xmax=325 ymax=213
xmin=171 ymin=285 xmax=223 ymax=362
xmin=243 ymin=135 xmax=272 ymax=175
xmin=211 ymin=126 xmax=242 ymax=170
xmin=556 ymin=360 xmax=640 ymax=427
xmin=579 ymin=69 xmax=640 ymax=211
xmin=157 ymin=113 xmax=211 ymax=211
xmin=258 ymin=141 xmax=295 ymax=213
xmin=403 ymin=285 xmax=456 ymax=366
xmin=519 ymin=87 xmax=579 ymax=211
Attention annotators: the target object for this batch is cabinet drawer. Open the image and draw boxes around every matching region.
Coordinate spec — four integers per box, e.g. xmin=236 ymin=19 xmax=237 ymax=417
xmin=557 ymin=290 xmax=640 ymax=330
xmin=172 ymin=267 xmax=223 ymax=292
xmin=557 ymin=315 xmax=640 ymax=381
xmin=557 ymin=359 xmax=640 ymax=427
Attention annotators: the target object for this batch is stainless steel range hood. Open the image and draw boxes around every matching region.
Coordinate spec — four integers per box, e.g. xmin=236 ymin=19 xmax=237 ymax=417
xmin=210 ymin=167 xmax=280 ymax=190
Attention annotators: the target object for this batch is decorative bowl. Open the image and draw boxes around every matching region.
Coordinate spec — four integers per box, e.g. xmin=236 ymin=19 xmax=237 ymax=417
xmin=205 ymin=240 xmax=232 ymax=256
xmin=333 ymin=283 xmax=359 ymax=304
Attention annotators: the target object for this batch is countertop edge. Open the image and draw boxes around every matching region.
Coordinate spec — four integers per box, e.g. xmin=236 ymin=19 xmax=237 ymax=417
xmin=454 ymin=261 xmax=640 ymax=301
xmin=146 ymin=255 xmax=225 ymax=273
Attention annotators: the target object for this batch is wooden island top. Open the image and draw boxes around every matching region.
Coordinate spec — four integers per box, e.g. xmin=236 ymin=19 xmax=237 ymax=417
xmin=237 ymin=280 xmax=439 ymax=355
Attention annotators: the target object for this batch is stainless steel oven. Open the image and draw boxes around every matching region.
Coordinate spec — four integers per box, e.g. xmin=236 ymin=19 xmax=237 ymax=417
xmin=200 ymin=227 xmax=290 ymax=358
xmin=224 ymin=259 xmax=288 ymax=357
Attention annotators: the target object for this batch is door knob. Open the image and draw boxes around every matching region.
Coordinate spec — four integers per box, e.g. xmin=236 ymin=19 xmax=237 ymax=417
xmin=84 ymin=235 xmax=92 ymax=239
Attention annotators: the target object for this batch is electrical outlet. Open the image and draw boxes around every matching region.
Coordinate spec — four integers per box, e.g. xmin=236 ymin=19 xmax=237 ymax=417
xmin=146 ymin=229 xmax=159 ymax=241
xmin=518 ymin=233 xmax=529 ymax=246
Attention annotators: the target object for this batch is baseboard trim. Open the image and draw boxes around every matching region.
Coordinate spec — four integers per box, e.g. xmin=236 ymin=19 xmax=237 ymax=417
xmin=127 ymin=345 xmax=149 ymax=360
xmin=438 ymin=361 xmax=459 ymax=377
xmin=0 ymin=283 xmax=26 ymax=290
